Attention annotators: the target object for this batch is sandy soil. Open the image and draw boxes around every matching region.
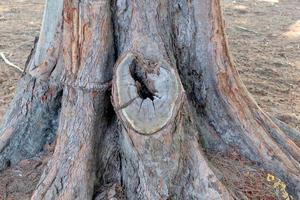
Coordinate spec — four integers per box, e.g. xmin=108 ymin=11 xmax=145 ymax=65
xmin=223 ymin=0 xmax=300 ymax=130
xmin=0 ymin=0 xmax=43 ymax=123
xmin=0 ymin=157 xmax=44 ymax=200
xmin=0 ymin=0 xmax=299 ymax=199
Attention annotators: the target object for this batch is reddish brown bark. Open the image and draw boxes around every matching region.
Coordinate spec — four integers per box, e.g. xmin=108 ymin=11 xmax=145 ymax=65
xmin=0 ymin=0 xmax=299 ymax=199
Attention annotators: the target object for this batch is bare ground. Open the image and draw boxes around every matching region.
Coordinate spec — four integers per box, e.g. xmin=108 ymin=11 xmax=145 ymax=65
xmin=223 ymin=0 xmax=300 ymax=130
xmin=0 ymin=0 xmax=43 ymax=123
xmin=0 ymin=0 xmax=299 ymax=199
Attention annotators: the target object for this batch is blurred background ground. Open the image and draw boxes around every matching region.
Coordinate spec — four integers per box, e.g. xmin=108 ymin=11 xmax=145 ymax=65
xmin=223 ymin=0 xmax=300 ymax=131
xmin=0 ymin=0 xmax=299 ymax=199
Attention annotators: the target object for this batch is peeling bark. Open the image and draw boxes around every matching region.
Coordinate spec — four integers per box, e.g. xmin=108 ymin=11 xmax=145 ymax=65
xmin=172 ymin=0 xmax=300 ymax=195
xmin=0 ymin=0 xmax=299 ymax=199
xmin=0 ymin=75 xmax=62 ymax=171
xmin=0 ymin=0 xmax=64 ymax=171
xmin=31 ymin=0 xmax=115 ymax=199
xmin=31 ymin=85 xmax=111 ymax=200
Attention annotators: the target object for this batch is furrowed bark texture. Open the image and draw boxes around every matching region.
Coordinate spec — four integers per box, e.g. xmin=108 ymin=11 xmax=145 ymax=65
xmin=111 ymin=1 xmax=231 ymax=198
xmin=0 ymin=0 xmax=64 ymax=171
xmin=171 ymin=0 xmax=300 ymax=195
xmin=31 ymin=0 xmax=115 ymax=199
xmin=0 ymin=0 xmax=299 ymax=199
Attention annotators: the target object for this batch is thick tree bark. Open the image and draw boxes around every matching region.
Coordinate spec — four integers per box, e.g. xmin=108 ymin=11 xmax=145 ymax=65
xmin=0 ymin=0 xmax=64 ymax=170
xmin=172 ymin=0 xmax=300 ymax=196
xmin=0 ymin=0 xmax=299 ymax=199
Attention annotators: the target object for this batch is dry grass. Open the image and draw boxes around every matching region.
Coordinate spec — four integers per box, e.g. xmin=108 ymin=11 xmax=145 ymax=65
xmin=208 ymin=152 xmax=291 ymax=200
xmin=0 ymin=0 xmax=299 ymax=199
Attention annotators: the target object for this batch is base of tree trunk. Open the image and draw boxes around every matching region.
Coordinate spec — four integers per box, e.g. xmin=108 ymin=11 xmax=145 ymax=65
xmin=0 ymin=75 xmax=62 ymax=171
xmin=0 ymin=0 xmax=299 ymax=199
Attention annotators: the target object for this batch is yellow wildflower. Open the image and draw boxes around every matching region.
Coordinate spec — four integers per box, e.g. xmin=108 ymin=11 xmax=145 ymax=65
xmin=266 ymin=173 xmax=275 ymax=182
xmin=282 ymin=191 xmax=289 ymax=199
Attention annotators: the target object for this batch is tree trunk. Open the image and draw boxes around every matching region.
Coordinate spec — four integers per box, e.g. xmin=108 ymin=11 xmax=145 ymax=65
xmin=1 ymin=0 xmax=299 ymax=199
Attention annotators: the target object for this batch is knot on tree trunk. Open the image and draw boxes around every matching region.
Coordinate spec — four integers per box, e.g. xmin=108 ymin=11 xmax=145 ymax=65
xmin=112 ymin=53 xmax=184 ymax=135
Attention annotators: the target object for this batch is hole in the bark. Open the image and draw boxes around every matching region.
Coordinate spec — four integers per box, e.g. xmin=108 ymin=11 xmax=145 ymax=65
xmin=129 ymin=60 xmax=155 ymax=101
xmin=6 ymin=160 xmax=11 ymax=168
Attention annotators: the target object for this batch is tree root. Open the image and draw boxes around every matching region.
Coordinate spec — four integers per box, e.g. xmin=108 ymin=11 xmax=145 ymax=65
xmin=31 ymin=86 xmax=111 ymax=200
xmin=0 ymin=75 xmax=62 ymax=171
xmin=0 ymin=0 xmax=299 ymax=199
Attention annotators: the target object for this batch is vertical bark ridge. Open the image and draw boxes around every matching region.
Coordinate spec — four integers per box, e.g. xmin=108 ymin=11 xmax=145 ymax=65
xmin=32 ymin=0 xmax=116 ymax=199
xmin=29 ymin=0 xmax=64 ymax=80
xmin=31 ymin=86 xmax=111 ymax=200
xmin=116 ymin=102 xmax=231 ymax=199
xmin=0 ymin=0 xmax=64 ymax=172
xmin=0 ymin=75 xmax=62 ymax=171
xmin=62 ymin=0 xmax=115 ymax=87
xmin=112 ymin=0 xmax=232 ymax=198
xmin=1 ymin=0 xmax=299 ymax=198
xmin=172 ymin=0 xmax=300 ymax=196
xmin=93 ymin=117 xmax=123 ymax=199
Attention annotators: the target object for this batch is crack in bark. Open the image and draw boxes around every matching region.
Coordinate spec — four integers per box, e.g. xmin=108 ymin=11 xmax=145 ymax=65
xmin=1 ymin=0 xmax=300 ymax=199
